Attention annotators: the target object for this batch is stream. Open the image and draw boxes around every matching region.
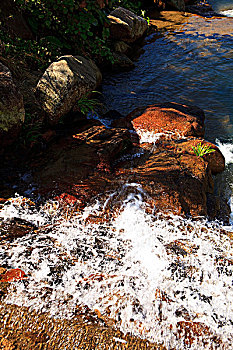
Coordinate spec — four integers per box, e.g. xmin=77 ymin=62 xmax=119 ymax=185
xmin=1 ymin=2 xmax=233 ymax=349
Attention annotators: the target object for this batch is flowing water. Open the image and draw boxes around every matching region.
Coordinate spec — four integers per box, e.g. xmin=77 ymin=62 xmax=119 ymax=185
xmin=1 ymin=3 xmax=233 ymax=350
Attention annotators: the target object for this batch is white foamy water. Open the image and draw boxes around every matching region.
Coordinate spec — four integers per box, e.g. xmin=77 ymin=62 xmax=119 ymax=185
xmin=220 ymin=9 xmax=233 ymax=17
xmin=0 ymin=195 xmax=49 ymax=226
xmin=1 ymin=184 xmax=233 ymax=349
xmin=215 ymin=139 xmax=233 ymax=223
xmin=136 ymin=130 xmax=164 ymax=144
xmin=216 ymin=139 xmax=233 ymax=165
xmin=136 ymin=129 xmax=183 ymax=144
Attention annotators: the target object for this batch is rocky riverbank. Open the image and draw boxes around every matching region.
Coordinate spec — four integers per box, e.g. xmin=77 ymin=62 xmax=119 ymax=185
xmin=0 ymin=2 xmax=232 ymax=349
xmin=0 ymin=1 xmax=229 ymax=222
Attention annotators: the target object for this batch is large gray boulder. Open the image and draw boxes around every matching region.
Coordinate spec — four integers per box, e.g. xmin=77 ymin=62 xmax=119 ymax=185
xmin=0 ymin=62 xmax=25 ymax=148
xmin=35 ymin=55 xmax=102 ymax=125
xmin=108 ymin=7 xmax=148 ymax=43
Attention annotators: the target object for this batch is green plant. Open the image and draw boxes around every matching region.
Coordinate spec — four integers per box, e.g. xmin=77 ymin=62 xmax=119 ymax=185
xmin=0 ymin=29 xmax=60 ymax=69
xmin=2 ymin=0 xmax=147 ymax=69
xmin=4 ymin=0 xmax=114 ymax=68
xmin=192 ymin=142 xmax=216 ymax=157
xmin=141 ymin=10 xmax=150 ymax=25
xmin=76 ymin=91 xmax=102 ymax=115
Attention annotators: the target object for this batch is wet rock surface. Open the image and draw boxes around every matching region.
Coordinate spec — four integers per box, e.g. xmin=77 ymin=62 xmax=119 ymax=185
xmin=149 ymin=11 xmax=192 ymax=32
xmin=111 ymin=52 xmax=135 ymax=71
xmin=0 ymin=217 xmax=36 ymax=242
xmin=127 ymin=102 xmax=205 ymax=139
xmin=25 ymin=102 xmax=227 ymax=221
xmin=186 ymin=0 xmax=218 ymax=17
xmin=33 ymin=123 xmax=134 ymax=198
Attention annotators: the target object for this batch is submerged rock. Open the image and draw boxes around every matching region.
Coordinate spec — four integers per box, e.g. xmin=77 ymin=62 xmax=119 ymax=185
xmin=111 ymin=52 xmax=135 ymax=71
xmin=0 ymin=62 xmax=25 ymax=149
xmin=108 ymin=7 xmax=148 ymax=43
xmin=186 ymin=1 xmax=216 ymax=17
xmin=114 ymin=41 xmax=131 ymax=54
xmin=35 ymin=55 xmax=102 ymax=125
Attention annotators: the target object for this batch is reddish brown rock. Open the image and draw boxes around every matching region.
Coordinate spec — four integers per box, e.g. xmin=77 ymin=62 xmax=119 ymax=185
xmin=0 ymin=338 xmax=14 ymax=350
xmin=127 ymin=102 xmax=205 ymax=140
xmin=112 ymin=128 xmax=226 ymax=218
xmin=79 ymin=0 xmax=108 ymax=8
xmin=118 ymin=102 xmax=226 ymax=218
xmin=0 ymin=304 xmax=166 ymax=350
xmin=0 ymin=267 xmax=6 ymax=275
xmin=116 ymin=141 xmax=213 ymax=217
xmin=33 ymin=125 xmax=134 ymax=207
xmin=96 ymin=0 xmax=108 ymax=8
xmin=1 ymin=268 xmax=27 ymax=282
xmin=0 ymin=198 xmax=8 ymax=205
xmin=0 ymin=217 xmax=36 ymax=241
xmin=56 ymin=193 xmax=79 ymax=206
xmin=31 ymin=102 xmax=226 ymax=221
xmin=176 ymin=139 xmax=225 ymax=175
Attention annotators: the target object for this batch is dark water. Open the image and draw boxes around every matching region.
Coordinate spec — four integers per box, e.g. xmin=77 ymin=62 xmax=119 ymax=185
xmin=102 ymin=14 xmax=233 ymax=143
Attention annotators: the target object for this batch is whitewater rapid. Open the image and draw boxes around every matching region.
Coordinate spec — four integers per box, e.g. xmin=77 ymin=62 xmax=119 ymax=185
xmin=1 ymin=139 xmax=233 ymax=349
xmin=220 ymin=9 xmax=233 ymax=17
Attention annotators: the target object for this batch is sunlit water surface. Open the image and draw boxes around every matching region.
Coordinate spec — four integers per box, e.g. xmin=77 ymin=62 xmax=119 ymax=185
xmin=1 ymin=3 xmax=233 ymax=349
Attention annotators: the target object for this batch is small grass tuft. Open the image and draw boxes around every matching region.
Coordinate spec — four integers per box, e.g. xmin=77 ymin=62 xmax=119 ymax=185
xmin=192 ymin=142 xmax=216 ymax=157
